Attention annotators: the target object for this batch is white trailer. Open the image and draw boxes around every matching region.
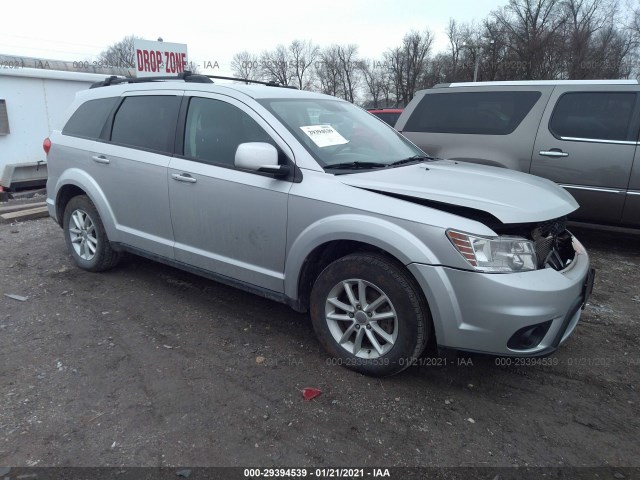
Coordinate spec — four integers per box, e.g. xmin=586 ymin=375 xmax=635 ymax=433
xmin=0 ymin=68 xmax=111 ymax=189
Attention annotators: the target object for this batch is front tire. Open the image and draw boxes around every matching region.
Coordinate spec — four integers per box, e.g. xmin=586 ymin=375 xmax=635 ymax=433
xmin=63 ymin=195 xmax=120 ymax=272
xmin=310 ymin=253 xmax=430 ymax=376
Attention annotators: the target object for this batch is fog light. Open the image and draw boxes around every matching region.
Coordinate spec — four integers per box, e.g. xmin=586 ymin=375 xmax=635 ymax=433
xmin=507 ymin=320 xmax=553 ymax=350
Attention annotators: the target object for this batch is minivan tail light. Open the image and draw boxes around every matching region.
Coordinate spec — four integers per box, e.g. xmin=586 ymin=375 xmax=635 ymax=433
xmin=43 ymin=137 xmax=51 ymax=154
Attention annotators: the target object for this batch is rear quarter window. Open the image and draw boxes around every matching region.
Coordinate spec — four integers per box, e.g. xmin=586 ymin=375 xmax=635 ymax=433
xmin=62 ymin=97 xmax=118 ymax=140
xmin=404 ymin=91 xmax=542 ymax=135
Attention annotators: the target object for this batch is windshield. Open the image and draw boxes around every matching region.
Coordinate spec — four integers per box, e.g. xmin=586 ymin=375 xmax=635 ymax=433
xmin=258 ymin=98 xmax=426 ymax=171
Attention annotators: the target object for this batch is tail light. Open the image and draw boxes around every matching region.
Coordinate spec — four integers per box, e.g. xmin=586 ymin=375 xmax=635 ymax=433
xmin=43 ymin=137 xmax=51 ymax=154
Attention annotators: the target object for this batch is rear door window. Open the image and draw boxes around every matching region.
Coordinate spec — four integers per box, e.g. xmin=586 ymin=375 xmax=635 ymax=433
xmin=110 ymin=95 xmax=181 ymax=153
xmin=404 ymin=91 xmax=541 ymax=135
xmin=549 ymin=92 xmax=637 ymax=142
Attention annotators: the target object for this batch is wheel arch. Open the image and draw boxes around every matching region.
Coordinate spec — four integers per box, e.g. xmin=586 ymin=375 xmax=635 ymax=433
xmin=285 ymin=214 xmax=438 ymax=312
xmin=53 ymin=169 xmax=118 ymax=240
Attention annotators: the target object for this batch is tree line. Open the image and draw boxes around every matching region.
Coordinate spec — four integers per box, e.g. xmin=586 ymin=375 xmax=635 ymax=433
xmin=99 ymin=0 xmax=640 ymax=107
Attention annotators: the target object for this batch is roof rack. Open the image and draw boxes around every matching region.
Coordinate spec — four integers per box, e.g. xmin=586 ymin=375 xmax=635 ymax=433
xmin=90 ymin=71 xmax=298 ymax=89
xmin=203 ymin=75 xmax=298 ymax=89
xmin=90 ymin=71 xmax=213 ymax=88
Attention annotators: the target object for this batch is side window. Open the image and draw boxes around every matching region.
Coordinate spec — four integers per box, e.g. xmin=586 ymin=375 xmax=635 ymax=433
xmin=549 ymin=92 xmax=637 ymax=142
xmin=110 ymin=96 xmax=181 ymax=153
xmin=184 ymin=97 xmax=275 ymax=167
xmin=404 ymin=91 xmax=541 ymax=135
xmin=62 ymin=97 xmax=118 ymax=139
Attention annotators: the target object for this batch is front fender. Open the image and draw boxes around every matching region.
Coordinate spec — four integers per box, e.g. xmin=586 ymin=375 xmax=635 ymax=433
xmin=284 ymin=214 xmax=439 ymax=299
xmin=53 ymin=168 xmax=119 ymax=241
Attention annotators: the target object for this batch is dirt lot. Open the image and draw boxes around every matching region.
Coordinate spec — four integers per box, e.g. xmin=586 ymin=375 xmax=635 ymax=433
xmin=0 ymin=216 xmax=638 ymax=469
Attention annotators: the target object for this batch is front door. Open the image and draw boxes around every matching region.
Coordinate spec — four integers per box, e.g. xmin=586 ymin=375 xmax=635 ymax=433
xmin=168 ymin=94 xmax=293 ymax=293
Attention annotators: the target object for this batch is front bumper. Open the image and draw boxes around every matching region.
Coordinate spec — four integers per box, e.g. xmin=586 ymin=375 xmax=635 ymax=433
xmin=408 ymin=238 xmax=592 ymax=356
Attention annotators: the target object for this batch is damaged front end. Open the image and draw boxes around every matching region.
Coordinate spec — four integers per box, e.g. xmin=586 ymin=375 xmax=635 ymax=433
xmin=447 ymin=216 xmax=579 ymax=274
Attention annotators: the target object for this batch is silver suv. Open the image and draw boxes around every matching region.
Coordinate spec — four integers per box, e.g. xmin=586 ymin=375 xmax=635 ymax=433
xmin=396 ymin=80 xmax=640 ymax=228
xmin=45 ymin=73 xmax=594 ymax=376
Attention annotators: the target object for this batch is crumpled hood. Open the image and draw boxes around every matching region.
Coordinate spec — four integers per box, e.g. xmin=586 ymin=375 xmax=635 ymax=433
xmin=338 ymin=160 xmax=579 ymax=224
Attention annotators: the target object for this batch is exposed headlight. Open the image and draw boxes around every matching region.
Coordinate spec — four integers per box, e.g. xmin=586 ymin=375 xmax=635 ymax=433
xmin=447 ymin=230 xmax=537 ymax=273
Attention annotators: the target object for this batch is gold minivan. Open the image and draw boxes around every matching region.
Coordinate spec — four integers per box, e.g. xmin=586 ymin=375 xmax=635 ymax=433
xmin=396 ymin=80 xmax=640 ymax=228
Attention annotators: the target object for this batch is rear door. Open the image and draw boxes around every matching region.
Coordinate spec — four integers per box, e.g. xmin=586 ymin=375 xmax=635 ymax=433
xmin=97 ymin=91 xmax=181 ymax=258
xmin=532 ymin=86 xmax=639 ymax=224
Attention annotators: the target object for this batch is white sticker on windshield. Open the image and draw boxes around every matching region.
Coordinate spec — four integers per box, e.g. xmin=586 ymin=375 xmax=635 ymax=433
xmin=300 ymin=125 xmax=349 ymax=148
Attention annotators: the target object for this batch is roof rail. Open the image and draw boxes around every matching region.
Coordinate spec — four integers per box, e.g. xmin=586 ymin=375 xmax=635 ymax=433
xmin=89 ymin=71 xmax=298 ymax=89
xmin=90 ymin=71 xmax=213 ymax=89
xmin=203 ymin=75 xmax=298 ymax=89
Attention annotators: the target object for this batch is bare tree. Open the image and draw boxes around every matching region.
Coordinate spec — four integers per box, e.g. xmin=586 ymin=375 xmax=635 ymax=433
xmin=316 ymin=46 xmax=343 ymax=97
xmin=561 ymin=0 xmax=613 ymax=78
xmin=446 ymin=19 xmax=466 ymax=81
xmin=386 ymin=30 xmax=434 ymax=105
xmin=98 ymin=35 xmax=138 ymax=69
xmin=591 ymin=20 xmax=636 ymax=78
xmin=378 ymin=65 xmax=396 ymax=107
xmin=231 ymin=51 xmax=261 ymax=81
xmin=289 ymin=39 xmax=319 ymax=90
xmin=480 ymin=17 xmax=511 ymax=80
xmin=260 ymin=45 xmax=292 ymax=86
xmin=359 ymin=59 xmax=386 ymax=107
xmin=336 ymin=44 xmax=360 ymax=103
xmin=493 ymin=0 xmax=567 ymax=79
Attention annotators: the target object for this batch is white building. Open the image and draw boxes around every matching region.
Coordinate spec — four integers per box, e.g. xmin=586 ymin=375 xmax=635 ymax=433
xmin=0 ymin=68 xmax=113 ymax=189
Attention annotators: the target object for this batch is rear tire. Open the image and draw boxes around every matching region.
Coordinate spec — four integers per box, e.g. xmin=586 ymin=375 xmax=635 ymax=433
xmin=63 ymin=195 xmax=120 ymax=272
xmin=310 ymin=252 xmax=430 ymax=376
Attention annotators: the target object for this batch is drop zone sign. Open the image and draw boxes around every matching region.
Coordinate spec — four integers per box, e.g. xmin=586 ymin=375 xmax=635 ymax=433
xmin=134 ymin=39 xmax=188 ymax=77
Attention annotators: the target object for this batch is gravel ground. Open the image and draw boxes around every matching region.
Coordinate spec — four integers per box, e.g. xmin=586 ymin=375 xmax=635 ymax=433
xmin=0 ymin=217 xmax=638 ymax=469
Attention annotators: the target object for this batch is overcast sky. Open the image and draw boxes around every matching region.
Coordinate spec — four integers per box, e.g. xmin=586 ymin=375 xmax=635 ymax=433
xmin=1 ymin=0 xmax=504 ymax=75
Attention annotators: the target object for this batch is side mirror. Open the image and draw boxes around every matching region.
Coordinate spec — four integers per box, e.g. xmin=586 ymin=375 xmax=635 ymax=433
xmin=235 ymin=142 xmax=290 ymax=177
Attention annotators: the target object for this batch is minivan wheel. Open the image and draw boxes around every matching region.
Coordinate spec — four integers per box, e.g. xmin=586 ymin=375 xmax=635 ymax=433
xmin=310 ymin=253 xmax=430 ymax=376
xmin=63 ymin=195 xmax=120 ymax=272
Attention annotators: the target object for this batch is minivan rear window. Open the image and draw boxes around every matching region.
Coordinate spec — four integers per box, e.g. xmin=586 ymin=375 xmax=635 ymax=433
xmin=62 ymin=97 xmax=118 ymax=140
xmin=404 ymin=91 xmax=541 ymax=135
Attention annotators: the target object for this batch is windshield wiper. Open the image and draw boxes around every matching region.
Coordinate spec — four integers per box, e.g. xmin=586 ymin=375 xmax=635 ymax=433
xmin=324 ymin=162 xmax=388 ymax=171
xmin=386 ymin=155 xmax=434 ymax=167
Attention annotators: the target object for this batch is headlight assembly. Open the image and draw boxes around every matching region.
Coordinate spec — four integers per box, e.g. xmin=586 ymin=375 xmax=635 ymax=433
xmin=447 ymin=230 xmax=537 ymax=273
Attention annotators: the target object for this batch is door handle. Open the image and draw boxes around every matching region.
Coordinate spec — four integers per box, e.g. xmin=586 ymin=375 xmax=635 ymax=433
xmin=539 ymin=149 xmax=569 ymax=158
xmin=171 ymin=173 xmax=197 ymax=184
xmin=91 ymin=155 xmax=110 ymax=164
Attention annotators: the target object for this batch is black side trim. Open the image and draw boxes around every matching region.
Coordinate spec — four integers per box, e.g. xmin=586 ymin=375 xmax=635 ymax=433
xmin=174 ymin=95 xmax=189 ymax=156
xmin=99 ymin=97 xmax=124 ymax=141
xmin=115 ymin=244 xmax=302 ymax=310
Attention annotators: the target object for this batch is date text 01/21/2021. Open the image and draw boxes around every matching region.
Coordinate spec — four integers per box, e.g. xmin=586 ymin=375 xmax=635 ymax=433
xmin=325 ymin=356 xmax=475 ymax=368
xmin=243 ymin=468 xmax=391 ymax=478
